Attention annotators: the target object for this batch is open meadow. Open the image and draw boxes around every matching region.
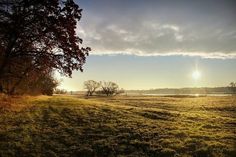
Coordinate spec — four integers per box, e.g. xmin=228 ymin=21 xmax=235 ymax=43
xmin=0 ymin=95 xmax=235 ymax=157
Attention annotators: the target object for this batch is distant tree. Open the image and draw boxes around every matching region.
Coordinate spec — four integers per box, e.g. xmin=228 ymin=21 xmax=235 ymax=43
xmin=0 ymin=0 xmax=90 ymax=94
xmin=229 ymin=82 xmax=236 ymax=94
xmin=54 ymin=89 xmax=67 ymax=94
xmin=100 ymin=81 xmax=119 ymax=96
xmin=84 ymin=80 xmax=100 ymax=96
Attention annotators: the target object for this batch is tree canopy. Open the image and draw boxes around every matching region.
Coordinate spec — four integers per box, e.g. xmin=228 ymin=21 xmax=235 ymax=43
xmin=84 ymin=80 xmax=100 ymax=96
xmin=0 ymin=0 xmax=90 ymax=94
xmin=100 ymin=81 xmax=119 ymax=96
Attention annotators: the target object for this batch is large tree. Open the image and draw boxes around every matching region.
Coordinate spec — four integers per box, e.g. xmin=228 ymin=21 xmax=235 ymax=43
xmin=0 ymin=0 xmax=90 ymax=94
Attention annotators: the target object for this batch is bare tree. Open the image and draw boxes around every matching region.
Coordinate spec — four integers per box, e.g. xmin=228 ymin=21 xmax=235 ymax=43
xmin=100 ymin=81 xmax=119 ymax=96
xmin=84 ymin=80 xmax=100 ymax=96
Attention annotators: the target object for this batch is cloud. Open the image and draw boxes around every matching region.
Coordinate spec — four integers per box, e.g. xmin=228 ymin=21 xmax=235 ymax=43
xmin=78 ymin=0 xmax=236 ymax=59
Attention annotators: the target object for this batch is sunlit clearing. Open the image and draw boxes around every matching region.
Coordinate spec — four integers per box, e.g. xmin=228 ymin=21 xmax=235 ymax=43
xmin=192 ymin=70 xmax=201 ymax=80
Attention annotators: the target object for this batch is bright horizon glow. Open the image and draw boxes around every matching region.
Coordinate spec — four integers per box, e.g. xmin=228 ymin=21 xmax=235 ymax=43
xmin=192 ymin=70 xmax=201 ymax=80
xmin=56 ymin=55 xmax=236 ymax=91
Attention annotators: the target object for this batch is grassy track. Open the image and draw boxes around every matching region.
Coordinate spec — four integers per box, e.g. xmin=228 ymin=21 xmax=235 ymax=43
xmin=0 ymin=95 xmax=235 ymax=157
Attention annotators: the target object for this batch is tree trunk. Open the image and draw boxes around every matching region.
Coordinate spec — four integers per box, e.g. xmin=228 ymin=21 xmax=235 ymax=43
xmin=0 ymin=34 xmax=18 ymax=93
xmin=0 ymin=83 xmax=3 ymax=93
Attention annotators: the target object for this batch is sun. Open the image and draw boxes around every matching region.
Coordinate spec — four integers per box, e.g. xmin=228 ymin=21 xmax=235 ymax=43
xmin=192 ymin=70 xmax=201 ymax=80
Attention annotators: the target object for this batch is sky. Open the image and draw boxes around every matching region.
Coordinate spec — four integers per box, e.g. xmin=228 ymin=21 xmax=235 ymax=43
xmin=57 ymin=0 xmax=236 ymax=91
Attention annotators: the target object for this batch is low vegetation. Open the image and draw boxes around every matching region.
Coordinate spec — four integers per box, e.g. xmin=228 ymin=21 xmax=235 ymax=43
xmin=0 ymin=94 xmax=235 ymax=157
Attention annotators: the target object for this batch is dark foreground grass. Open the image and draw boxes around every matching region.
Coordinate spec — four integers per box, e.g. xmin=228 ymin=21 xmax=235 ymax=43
xmin=0 ymin=95 xmax=235 ymax=157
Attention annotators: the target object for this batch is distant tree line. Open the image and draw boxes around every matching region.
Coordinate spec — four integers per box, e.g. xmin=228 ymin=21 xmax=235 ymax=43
xmin=229 ymin=82 xmax=236 ymax=94
xmin=84 ymin=80 xmax=124 ymax=96
xmin=0 ymin=0 xmax=90 ymax=95
xmin=54 ymin=89 xmax=67 ymax=95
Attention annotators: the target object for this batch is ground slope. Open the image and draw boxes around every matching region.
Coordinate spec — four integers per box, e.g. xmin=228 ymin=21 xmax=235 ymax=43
xmin=0 ymin=95 xmax=235 ymax=157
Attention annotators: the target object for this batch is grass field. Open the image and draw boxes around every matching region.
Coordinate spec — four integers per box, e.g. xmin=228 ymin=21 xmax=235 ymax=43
xmin=0 ymin=95 xmax=235 ymax=157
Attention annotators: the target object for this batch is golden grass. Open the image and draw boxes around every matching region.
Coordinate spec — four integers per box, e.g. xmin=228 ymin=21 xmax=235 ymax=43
xmin=0 ymin=95 xmax=235 ymax=157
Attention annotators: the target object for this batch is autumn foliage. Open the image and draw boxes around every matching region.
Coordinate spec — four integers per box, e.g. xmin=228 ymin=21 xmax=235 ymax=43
xmin=0 ymin=0 xmax=90 ymax=94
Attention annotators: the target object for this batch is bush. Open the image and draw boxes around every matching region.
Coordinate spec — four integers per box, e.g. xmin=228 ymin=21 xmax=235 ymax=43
xmin=54 ymin=89 xmax=67 ymax=94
